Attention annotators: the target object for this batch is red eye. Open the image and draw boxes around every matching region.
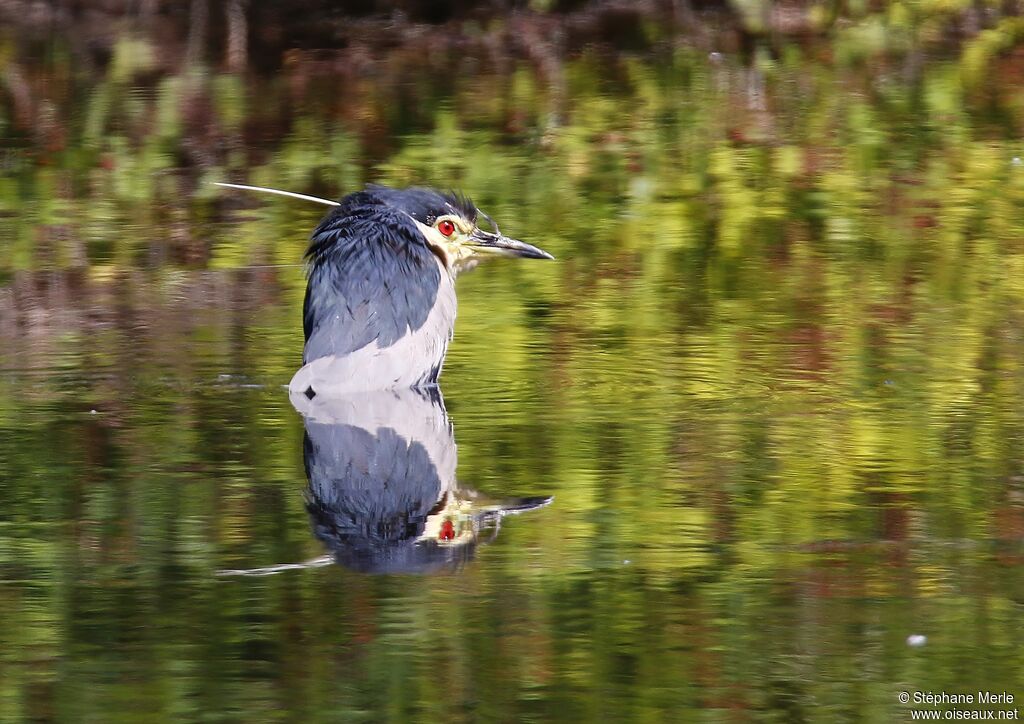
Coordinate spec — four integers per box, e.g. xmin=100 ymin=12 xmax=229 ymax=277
xmin=437 ymin=219 xmax=456 ymax=237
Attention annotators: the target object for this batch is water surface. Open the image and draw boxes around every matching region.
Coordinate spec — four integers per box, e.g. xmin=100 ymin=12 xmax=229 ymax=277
xmin=1 ymin=8 xmax=1024 ymax=721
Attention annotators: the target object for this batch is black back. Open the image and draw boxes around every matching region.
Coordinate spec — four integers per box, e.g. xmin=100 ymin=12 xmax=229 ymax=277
xmin=302 ymin=188 xmax=462 ymax=364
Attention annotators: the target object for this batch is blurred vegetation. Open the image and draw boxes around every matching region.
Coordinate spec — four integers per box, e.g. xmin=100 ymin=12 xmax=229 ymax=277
xmin=1 ymin=1 xmax=1024 ymax=722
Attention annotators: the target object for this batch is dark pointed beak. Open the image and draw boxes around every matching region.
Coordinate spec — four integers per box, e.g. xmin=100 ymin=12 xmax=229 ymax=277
xmin=468 ymin=229 xmax=554 ymax=260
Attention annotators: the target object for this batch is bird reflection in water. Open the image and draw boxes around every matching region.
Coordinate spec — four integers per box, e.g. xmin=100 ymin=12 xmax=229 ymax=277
xmin=216 ymin=183 xmax=552 ymax=575
xmin=219 ymin=387 xmax=551 ymax=576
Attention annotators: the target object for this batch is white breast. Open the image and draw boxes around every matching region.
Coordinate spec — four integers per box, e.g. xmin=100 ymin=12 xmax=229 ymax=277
xmin=289 ymin=266 xmax=457 ymax=396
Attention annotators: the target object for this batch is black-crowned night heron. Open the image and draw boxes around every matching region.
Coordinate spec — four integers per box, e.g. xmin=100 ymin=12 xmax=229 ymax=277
xmin=212 ymin=183 xmax=553 ymax=575
xmin=216 ymin=182 xmax=553 ymax=396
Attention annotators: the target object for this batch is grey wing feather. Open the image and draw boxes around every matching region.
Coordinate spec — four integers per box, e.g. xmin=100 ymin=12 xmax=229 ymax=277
xmin=302 ymin=214 xmax=442 ymax=364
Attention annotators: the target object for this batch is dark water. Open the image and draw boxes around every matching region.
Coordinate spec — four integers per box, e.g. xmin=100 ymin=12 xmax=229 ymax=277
xmin=2 ymin=7 xmax=1024 ymax=721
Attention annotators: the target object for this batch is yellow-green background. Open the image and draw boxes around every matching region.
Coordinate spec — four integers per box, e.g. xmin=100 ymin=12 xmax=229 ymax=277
xmin=1 ymin=2 xmax=1023 ymax=721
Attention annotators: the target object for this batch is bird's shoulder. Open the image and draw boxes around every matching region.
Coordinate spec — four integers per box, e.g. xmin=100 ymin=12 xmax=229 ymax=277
xmin=301 ymin=203 xmax=449 ymax=361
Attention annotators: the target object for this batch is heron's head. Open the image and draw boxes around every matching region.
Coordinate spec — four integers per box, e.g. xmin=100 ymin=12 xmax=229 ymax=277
xmin=365 ymin=185 xmax=554 ymax=271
